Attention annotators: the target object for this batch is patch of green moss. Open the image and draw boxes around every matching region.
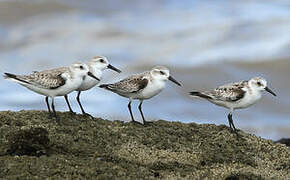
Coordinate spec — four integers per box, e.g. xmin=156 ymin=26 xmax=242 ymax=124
xmin=0 ymin=110 xmax=289 ymax=179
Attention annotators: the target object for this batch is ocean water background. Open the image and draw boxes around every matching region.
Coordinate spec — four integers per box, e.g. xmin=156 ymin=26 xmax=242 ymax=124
xmin=0 ymin=0 xmax=289 ymax=140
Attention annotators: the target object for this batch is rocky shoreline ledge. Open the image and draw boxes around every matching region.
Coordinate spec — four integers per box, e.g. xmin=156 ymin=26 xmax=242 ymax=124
xmin=0 ymin=110 xmax=289 ymax=179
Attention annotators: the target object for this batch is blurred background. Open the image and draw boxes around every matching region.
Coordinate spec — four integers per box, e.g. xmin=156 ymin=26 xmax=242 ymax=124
xmin=0 ymin=0 xmax=289 ymax=140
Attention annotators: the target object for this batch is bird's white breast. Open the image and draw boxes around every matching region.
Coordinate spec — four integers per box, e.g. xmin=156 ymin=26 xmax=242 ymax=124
xmin=136 ymin=79 xmax=166 ymax=100
xmin=54 ymin=74 xmax=84 ymax=96
xmin=235 ymin=89 xmax=262 ymax=109
xmin=76 ymin=70 xmax=102 ymax=91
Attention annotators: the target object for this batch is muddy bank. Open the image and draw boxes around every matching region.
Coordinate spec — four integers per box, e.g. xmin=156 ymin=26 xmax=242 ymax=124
xmin=0 ymin=110 xmax=289 ymax=179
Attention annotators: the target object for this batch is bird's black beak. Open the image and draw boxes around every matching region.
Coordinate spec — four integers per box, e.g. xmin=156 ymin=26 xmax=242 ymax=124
xmin=168 ymin=76 xmax=182 ymax=86
xmin=265 ymin=87 xmax=276 ymax=96
xmin=87 ymin=72 xmax=100 ymax=81
xmin=108 ymin=64 xmax=122 ymax=73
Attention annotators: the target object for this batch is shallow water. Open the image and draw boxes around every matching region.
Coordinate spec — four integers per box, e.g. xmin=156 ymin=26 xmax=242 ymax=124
xmin=0 ymin=0 xmax=289 ymax=140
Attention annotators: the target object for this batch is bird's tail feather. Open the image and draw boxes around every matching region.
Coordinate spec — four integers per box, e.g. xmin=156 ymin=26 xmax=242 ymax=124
xmin=99 ymin=84 xmax=109 ymax=88
xmin=99 ymin=84 xmax=112 ymax=90
xmin=3 ymin=73 xmax=30 ymax=84
xmin=189 ymin=91 xmax=212 ymax=99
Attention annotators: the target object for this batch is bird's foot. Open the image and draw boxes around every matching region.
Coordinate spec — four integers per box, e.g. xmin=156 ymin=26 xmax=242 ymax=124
xmin=230 ymin=128 xmax=241 ymax=138
xmin=131 ymin=120 xmax=143 ymax=125
xmin=55 ymin=116 xmax=61 ymax=125
xmin=68 ymin=111 xmax=77 ymax=115
xmin=82 ymin=112 xmax=94 ymax=119
xmin=143 ymin=121 xmax=153 ymax=126
xmin=48 ymin=112 xmax=61 ymax=124
xmin=48 ymin=113 xmax=53 ymax=119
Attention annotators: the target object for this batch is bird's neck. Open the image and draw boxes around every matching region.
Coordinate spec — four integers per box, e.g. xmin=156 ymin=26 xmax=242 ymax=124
xmin=247 ymin=85 xmax=262 ymax=100
xmin=151 ymin=78 xmax=166 ymax=89
xmin=89 ymin=66 xmax=103 ymax=79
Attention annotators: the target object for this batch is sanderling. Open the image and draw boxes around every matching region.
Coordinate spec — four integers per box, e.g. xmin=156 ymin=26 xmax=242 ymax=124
xmin=64 ymin=56 xmax=121 ymax=117
xmin=189 ymin=77 xmax=276 ymax=133
xmin=100 ymin=66 xmax=182 ymax=125
xmin=4 ymin=62 xmax=100 ymax=123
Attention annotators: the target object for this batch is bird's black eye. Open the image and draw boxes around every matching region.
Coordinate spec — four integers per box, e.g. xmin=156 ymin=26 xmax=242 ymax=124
xmin=80 ymin=65 xmax=84 ymax=70
xmin=160 ymin=71 xmax=165 ymax=75
xmin=100 ymin=59 xmax=104 ymax=63
xmin=257 ymin=82 xmax=262 ymax=86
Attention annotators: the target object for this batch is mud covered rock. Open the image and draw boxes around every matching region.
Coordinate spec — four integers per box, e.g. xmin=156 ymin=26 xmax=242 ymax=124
xmin=6 ymin=127 xmax=50 ymax=156
xmin=0 ymin=110 xmax=289 ymax=179
xmin=276 ymin=138 xmax=290 ymax=147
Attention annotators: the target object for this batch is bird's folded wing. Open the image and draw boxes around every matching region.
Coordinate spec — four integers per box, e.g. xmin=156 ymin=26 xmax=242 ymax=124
xmin=107 ymin=75 xmax=149 ymax=93
xmin=210 ymin=81 xmax=248 ymax=101
xmin=22 ymin=70 xmax=66 ymax=89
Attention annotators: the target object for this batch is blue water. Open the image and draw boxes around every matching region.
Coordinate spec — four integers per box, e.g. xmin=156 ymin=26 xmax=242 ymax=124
xmin=0 ymin=0 xmax=289 ymax=140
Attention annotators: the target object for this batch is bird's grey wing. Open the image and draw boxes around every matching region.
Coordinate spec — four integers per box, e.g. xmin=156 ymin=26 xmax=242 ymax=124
xmin=106 ymin=75 xmax=149 ymax=94
xmin=23 ymin=69 xmax=66 ymax=89
xmin=207 ymin=81 xmax=247 ymax=101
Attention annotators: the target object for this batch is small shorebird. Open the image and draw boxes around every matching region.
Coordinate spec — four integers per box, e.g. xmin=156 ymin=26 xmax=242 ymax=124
xmin=100 ymin=66 xmax=182 ymax=125
xmin=189 ymin=77 xmax=276 ymax=133
xmin=64 ymin=56 xmax=121 ymax=117
xmin=3 ymin=62 xmax=100 ymax=123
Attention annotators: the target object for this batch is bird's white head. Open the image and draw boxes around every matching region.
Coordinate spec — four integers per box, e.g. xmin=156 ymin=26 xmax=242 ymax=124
xmin=70 ymin=62 xmax=100 ymax=81
xmin=249 ymin=77 xmax=276 ymax=96
xmin=87 ymin=56 xmax=109 ymax=71
xmin=87 ymin=56 xmax=121 ymax=73
xmin=70 ymin=62 xmax=89 ymax=76
xmin=150 ymin=66 xmax=182 ymax=86
xmin=151 ymin=66 xmax=170 ymax=81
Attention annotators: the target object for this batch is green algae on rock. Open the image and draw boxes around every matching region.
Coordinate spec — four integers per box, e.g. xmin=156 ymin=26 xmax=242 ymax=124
xmin=0 ymin=110 xmax=289 ymax=179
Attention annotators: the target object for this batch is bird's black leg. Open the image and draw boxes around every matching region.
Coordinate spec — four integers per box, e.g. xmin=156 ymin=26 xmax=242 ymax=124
xmin=64 ymin=94 xmax=75 ymax=114
xmin=51 ymin=97 xmax=60 ymax=124
xmin=45 ymin=96 xmax=53 ymax=118
xmin=228 ymin=113 xmax=233 ymax=130
xmin=227 ymin=113 xmax=239 ymax=136
xmin=76 ymin=91 xmax=85 ymax=114
xmin=128 ymin=100 xmax=142 ymax=125
xmin=76 ymin=91 xmax=93 ymax=118
xmin=138 ymin=100 xmax=152 ymax=125
xmin=128 ymin=100 xmax=135 ymax=122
